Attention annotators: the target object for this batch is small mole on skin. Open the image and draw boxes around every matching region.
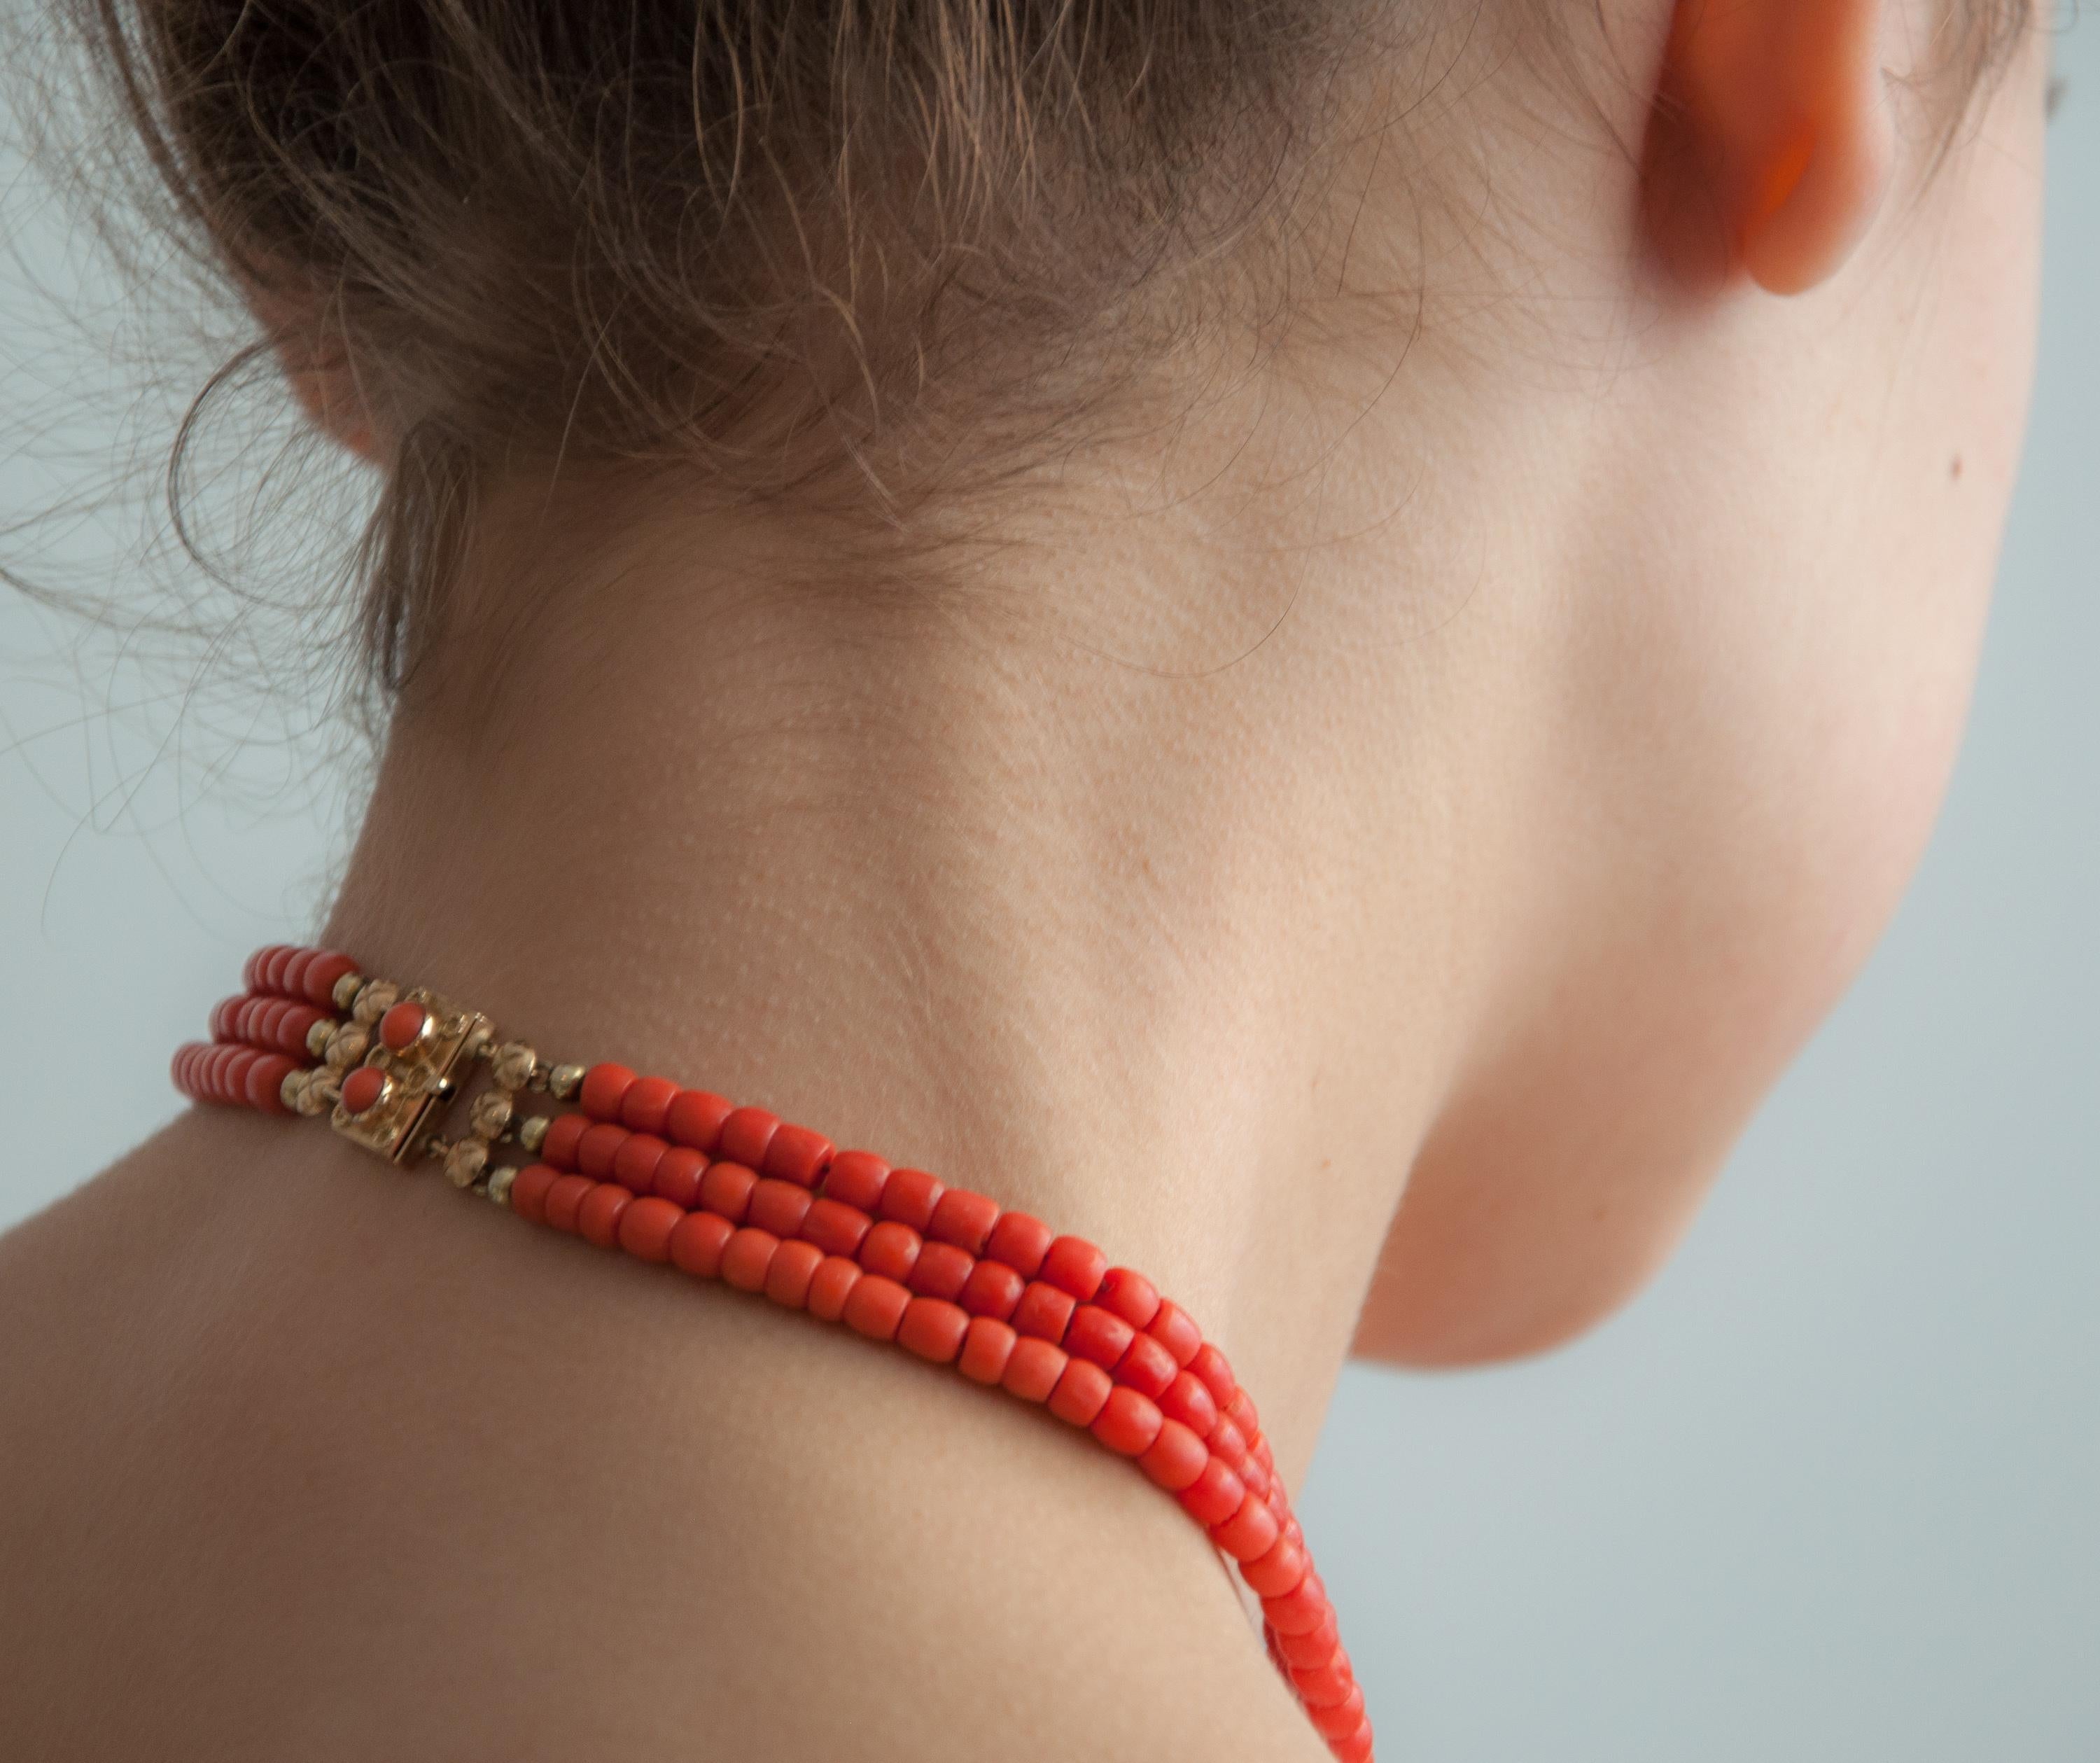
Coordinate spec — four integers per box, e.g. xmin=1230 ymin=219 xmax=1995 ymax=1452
xmin=1950 ymin=454 xmax=1964 ymax=482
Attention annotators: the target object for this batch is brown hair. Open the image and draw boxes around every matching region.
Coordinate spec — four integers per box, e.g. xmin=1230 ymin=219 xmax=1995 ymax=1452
xmin=75 ymin=0 xmax=2033 ymax=694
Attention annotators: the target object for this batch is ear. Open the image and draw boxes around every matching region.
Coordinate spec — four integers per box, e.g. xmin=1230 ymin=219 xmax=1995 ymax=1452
xmin=1641 ymin=0 xmax=1896 ymax=295
xmin=246 ymin=282 xmax=386 ymax=464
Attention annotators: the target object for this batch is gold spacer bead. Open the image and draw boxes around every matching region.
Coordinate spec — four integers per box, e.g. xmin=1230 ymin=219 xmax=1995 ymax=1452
xmin=351 ymin=980 xmax=399 ymax=1027
xmin=490 ymin=1041 xmax=538 ymax=1092
xmin=516 ymin=1114 xmax=550 ymax=1155
xmin=331 ymin=970 xmax=366 ymax=1012
xmin=470 ymin=1090 xmax=514 ymax=1139
xmin=444 ymin=1138 xmax=489 ymax=1189
xmin=279 ymin=1068 xmax=307 ymax=1113
xmin=548 ymin=1063 xmax=586 ymax=1101
xmin=325 ymin=1024 xmax=370 ymax=1069
xmin=304 ymin=1017 xmax=335 ymax=1059
xmin=296 ymin=1073 xmax=333 ymax=1117
xmin=485 ymin=1164 xmax=518 ymax=1208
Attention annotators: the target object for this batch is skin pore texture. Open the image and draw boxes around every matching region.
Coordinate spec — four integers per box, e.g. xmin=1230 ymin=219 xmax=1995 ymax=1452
xmin=0 ymin=1 xmax=2048 ymax=1757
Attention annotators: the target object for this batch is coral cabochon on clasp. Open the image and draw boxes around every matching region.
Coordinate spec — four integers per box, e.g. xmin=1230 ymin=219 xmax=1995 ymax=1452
xmin=169 ymin=943 xmax=1374 ymax=1762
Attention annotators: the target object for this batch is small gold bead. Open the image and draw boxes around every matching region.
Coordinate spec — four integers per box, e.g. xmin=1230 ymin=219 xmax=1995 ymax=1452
xmin=296 ymin=1075 xmax=333 ymax=1117
xmin=486 ymin=1164 xmax=518 ymax=1208
xmin=444 ymin=1138 xmax=489 ymax=1189
xmin=325 ymin=1024 xmax=370 ymax=1068
xmin=279 ymin=1069 xmax=307 ymax=1113
xmin=351 ymin=980 xmax=399 ymax=1026
xmin=491 ymin=1041 xmax=538 ymax=1092
xmin=517 ymin=1114 xmax=550 ymax=1155
xmin=548 ymin=1063 xmax=586 ymax=1101
xmin=331 ymin=970 xmax=366 ymax=1012
xmin=304 ymin=1017 xmax=335 ymax=1059
xmin=470 ymin=1090 xmax=514 ymax=1138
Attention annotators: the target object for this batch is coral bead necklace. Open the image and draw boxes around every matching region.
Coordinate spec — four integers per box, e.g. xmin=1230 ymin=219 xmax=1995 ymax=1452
xmin=174 ymin=944 xmax=1375 ymax=1762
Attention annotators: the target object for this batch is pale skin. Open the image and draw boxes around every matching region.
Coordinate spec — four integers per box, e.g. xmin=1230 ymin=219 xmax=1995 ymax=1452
xmin=0 ymin=1 xmax=2052 ymax=1756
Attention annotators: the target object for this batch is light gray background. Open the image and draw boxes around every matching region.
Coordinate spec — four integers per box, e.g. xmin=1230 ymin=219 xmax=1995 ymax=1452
xmin=3 ymin=22 xmax=2094 ymax=1762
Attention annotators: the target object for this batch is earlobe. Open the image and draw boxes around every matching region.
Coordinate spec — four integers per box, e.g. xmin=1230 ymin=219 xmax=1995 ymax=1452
xmin=1641 ymin=0 xmax=1896 ymax=295
xmin=246 ymin=280 xmax=386 ymax=464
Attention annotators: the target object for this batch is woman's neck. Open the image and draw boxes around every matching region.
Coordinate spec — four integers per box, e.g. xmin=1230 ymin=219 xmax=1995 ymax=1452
xmin=323 ymin=408 xmax=1548 ymax=1472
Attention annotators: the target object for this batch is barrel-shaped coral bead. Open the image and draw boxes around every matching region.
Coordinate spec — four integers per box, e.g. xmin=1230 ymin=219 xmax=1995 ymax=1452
xmin=800 ymin=1197 xmax=872 ymax=1258
xmin=1178 ymin=1455 xmax=1247 ymax=1527
xmin=1146 ymin=1298 xmax=1203 ymax=1367
xmin=510 ymin=1163 xmax=559 ymax=1225
xmin=859 ymin=1220 xmax=922 ymax=1283
xmin=579 ymin=1063 xmax=636 ymax=1122
xmin=1225 ymin=1387 xmax=1261 ymax=1437
xmin=1042 ymin=1235 xmax=1108 ymax=1302
xmin=700 ymin=1159 xmax=757 ymax=1222
xmin=1047 ymin=1357 xmax=1114 ymax=1427
xmin=1161 ymin=1370 xmax=1218 ymax=1437
xmin=843 ymin=1273 xmax=911 ymax=1342
xmin=1243 ymin=1533 xmax=1311 ymax=1598
xmin=578 ymin=1181 xmax=633 ymax=1248
xmin=612 ymin=1132 xmax=669 ymax=1194
xmin=544 ymin=1173 xmax=596 ymax=1234
xmin=1065 ymin=1304 xmax=1136 ymax=1370
xmin=339 ymin=1064 xmax=389 ymax=1117
xmin=717 ymin=1106 xmax=780 ymax=1169
xmin=303 ymin=952 xmax=358 ymax=1006
xmin=1261 ymin=1571 xmax=1330 ymax=1638
xmin=651 ymin=1145 xmax=706 ymax=1209
xmin=1274 ymin=1603 xmax=1340 ymax=1666
xmin=1096 ymin=1267 xmax=1161 ymax=1331
xmin=764 ymin=1122 xmax=834 ymax=1187
xmin=927 ymin=1188 xmax=1000 ymax=1255
xmin=1327 ymin=1717 xmax=1374 ymax=1763
xmin=1138 ymin=1418 xmax=1210 ymax=1492
xmin=617 ymin=1195 xmax=685 ymax=1263
xmin=542 ymin=1113 xmax=588 ymax=1170
xmin=577 ymin=1122 xmax=627 ymax=1180
xmin=615 ymin=1074 xmax=678 ymax=1135
xmin=897 ymin=1296 xmax=970 ymax=1365
xmin=720 ymin=1226 xmax=781 ymax=1292
xmin=1308 ymin=1685 xmax=1366 ymax=1742
xmin=983 ymin=1210 xmax=1054 ymax=1278
xmin=1211 ymin=1488 xmax=1282 ymax=1562
xmin=1114 ymin=1330 xmax=1180 ymax=1400
xmin=1011 ymin=1280 xmax=1077 ymax=1344
xmin=958 ymin=1258 xmax=1026 ymax=1321
xmin=820 ymin=1150 xmax=890 ymax=1211
xmin=958 ymin=1316 xmax=1018 ymax=1386
xmin=806 ymin=1255 xmax=864 ymax=1323
xmin=1090 ymin=1386 xmax=1166 ymax=1457
xmin=764 ymin=1239 xmax=825 ymax=1310
xmin=669 ymin=1210 xmax=734 ymax=1279
xmin=246 ymin=1053 xmax=297 ymax=1114
xmin=664 ymin=1089 xmax=731 ymax=1153
xmin=1190 ymin=1342 xmax=1238 ymax=1408
xmin=1209 ymin=1415 xmax=1249 ymax=1469
xmin=906 ymin=1240 xmax=974 ymax=1302
xmin=746 ymin=1177 xmax=813 ymax=1240
xmin=1000 ymin=1337 xmax=1069 ymax=1404
xmin=876 ymin=1166 xmax=943 ymax=1232
xmin=1289 ymin=1651 xmax=1357 ymax=1710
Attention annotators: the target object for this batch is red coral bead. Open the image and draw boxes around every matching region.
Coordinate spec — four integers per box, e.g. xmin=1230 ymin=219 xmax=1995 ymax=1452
xmin=1211 ymin=1488 xmax=1281 ymax=1562
xmin=806 ymin=1255 xmax=864 ymax=1323
xmin=611 ymin=1132 xmax=669 ymax=1194
xmin=1146 ymin=1298 xmax=1203 ymax=1367
xmin=799 ymin=1197 xmax=872 ymax=1258
xmin=1274 ymin=1604 xmax=1340 ymax=1665
xmin=1041 ymin=1235 xmax=1108 ymax=1301
xmin=1261 ymin=1572 xmax=1330 ymax=1637
xmin=1114 ymin=1330 xmax=1180 ymax=1401
xmin=1138 ymin=1419 xmax=1209 ymax=1492
xmin=302 ymin=952 xmax=358 ymax=1007
xmin=746 ymin=1177 xmax=813 ymax=1239
xmin=699 ymin=1159 xmax=757 ymax=1223
xmin=926 ymin=1188 xmax=1000 ymax=1255
xmin=1190 ymin=1342 xmax=1238 ymax=1408
xmin=1308 ymin=1685 xmax=1366 ymax=1743
xmin=1289 ymin=1651 xmax=1357 ymax=1710
xmin=720 ymin=1226 xmax=781 ymax=1292
xmin=651 ymin=1145 xmax=706 ymax=1209
xmin=664 ymin=1089 xmax=731 ymax=1153
xmin=541 ymin=1113 xmax=588 ymax=1170
xmin=983 ymin=1210 xmax=1054 ymax=1278
xmin=906 ymin=1240 xmax=974 ymax=1302
xmin=897 ymin=1297 xmax=970 ymax=1365
xmin=577 ymin=1122 xmax=628 ymax=1180
xmin=669 ymin=1210 xmax=734 ymax=1279
xmin=764 ymin=1239 xmax=825 ymax=1310
xmin=578 ymin=1182 xmax=632 ymax=1249
xmin=1096 ymin=1267 xmax=1161 ymax=1330
xmin=617 ymin=1196 xmax=684 ymax=1263
xmin=616 ymin=1074 xmax=678 ymax=1135
xmin=1090 ymin=1386 xmax=1166 ymax=1457
xmin=820 ymin=1150 xmax=890 ymax=1211
xmin=957 ymin=1317 xmax=1019 ymax=1386
xmin=763 ymin=1122 xmax=834 ymax=1187
xmin=578 ymin=1062 xmax=635 ymax=1122
xmin=1047 ymin=1358 xmax=1114 ymax=1428
xmin=510 ymin=1163 xmax=559 ymax=1226
xmin=859 ymin=1220 xmax=922 ymax=1283
xmin=876 ymin=1166 xmax=943 ymax=1232
xmin=958 ymin=1258 xmax=1026 ymax=1321
xmin=377 ymin=1000 xmax=428 ymax=1052
xmin=717 ymin=1105 xmax=780 ymax=1169
xmin=842 ymin=1274 xmax=911 ymax=1342
xmin=339 ymin=1064 xmax=389 ymax=1117
xmin=1161 ymin=1370 xmax=1218 ymax=1437
xmin=1011 ymin=1280 xmax=1077 ymax=1345
xmin=544 ymin=1173 xmax=596 ymax=1234
xmin=1064 ymin=1304 xmax=1135 ymax=1370
xmin=1000 ymin=1337 xmax=1068 ymax=1405
xmin=1242 ymin=1533 xmax=1310 ymax=1599
xmin=1178 ymin=1456 xmax=1247 ymax=1528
